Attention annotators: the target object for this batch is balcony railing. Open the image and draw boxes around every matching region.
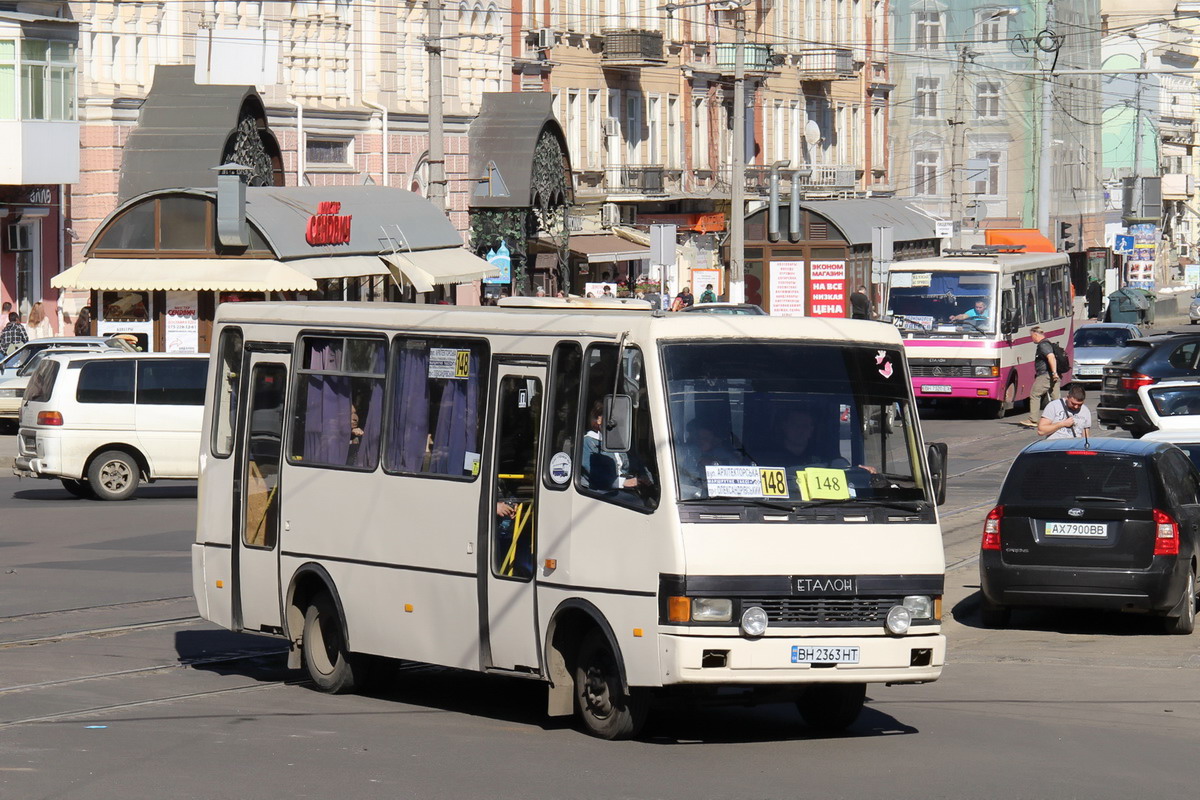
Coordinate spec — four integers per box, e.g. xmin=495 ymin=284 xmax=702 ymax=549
xmin=794 ymin=47 xmax=857 ymax=79
xmin=744 ymin=164 xmax=858 ymax=194
xmin=714 ymin=43 xmax=773 ymax=74
xmin=608 ymin=166 xmax=672 ymax=195
xmin=601 ymin=29 xmax=666 ymax=66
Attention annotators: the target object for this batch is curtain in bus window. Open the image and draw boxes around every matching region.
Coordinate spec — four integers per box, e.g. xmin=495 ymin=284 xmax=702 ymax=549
xmin=387 ymin=343 xmax=431 ymax=472
xmin=350 ymin=345 xmax=387 ymax=468
xmin=302 ymin=341 xmax=351 ymax=465
xmin=428 ymin=349 xmax=480 ymax=474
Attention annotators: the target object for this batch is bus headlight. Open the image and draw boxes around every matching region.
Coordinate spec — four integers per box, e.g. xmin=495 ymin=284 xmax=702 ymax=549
xmin=740 ymin=605 xmax=769 ymax=637
xmin=974 ymin=365 xmax=999 ymax=377
xmin=902 ymin=595 xmax=933 ymax=620
xmin=886 ymin=605 xmax=912 ymax=635
xmin=691 ymin=598 xmax=733 ymax=622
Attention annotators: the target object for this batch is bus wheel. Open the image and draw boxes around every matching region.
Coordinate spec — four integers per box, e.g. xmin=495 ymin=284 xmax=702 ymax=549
xmin=60 ymin=478 xmax=96 ymax=499
xmin=796 ymin=684 xmax=866 ymax=733
xmin=988 ymin=378 xmax=1017 ymax=419
xmin=302 ymin=592 xmax=359 ymax=694
xmin=574 ymin=629 xmax=647 ymax=740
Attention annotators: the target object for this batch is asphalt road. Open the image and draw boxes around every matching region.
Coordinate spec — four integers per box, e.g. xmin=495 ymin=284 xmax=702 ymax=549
xmin=1 ymin=404 xmax=1198 ymax=800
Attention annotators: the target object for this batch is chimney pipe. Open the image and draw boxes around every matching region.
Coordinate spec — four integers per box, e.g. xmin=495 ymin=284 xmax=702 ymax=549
xmin=214 ymin=162 xmax=251 ymax=248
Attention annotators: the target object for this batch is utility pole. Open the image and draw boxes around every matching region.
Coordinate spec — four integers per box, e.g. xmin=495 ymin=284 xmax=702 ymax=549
xmin=728 ymin=5 xmax=746 ymax=303
xmin=1036 ymin=0 xmax=1056 ymax=239
xmin=427 ymin=0 xmax=446 ymax=212
xmin=949 ymin=47 xmax=969 ymax=248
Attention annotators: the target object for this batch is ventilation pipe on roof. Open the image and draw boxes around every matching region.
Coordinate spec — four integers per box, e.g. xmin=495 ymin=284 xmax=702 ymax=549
xmin=789 ymin=172 xmax=801 ymax=242
xmin=214 ymin=163 xmax=251 ymax=248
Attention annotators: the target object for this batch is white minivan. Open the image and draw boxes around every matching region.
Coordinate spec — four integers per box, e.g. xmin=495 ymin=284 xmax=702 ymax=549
xmin=14 ymin=352 xmax=209 ymax=500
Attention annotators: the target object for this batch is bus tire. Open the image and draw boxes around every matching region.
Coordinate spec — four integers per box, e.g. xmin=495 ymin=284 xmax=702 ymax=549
xmin=302 ymin=592 xmax=359 ymax=694
xmin=574 ymin=628 xmax=647 ymax=740
xmin=990 ymin=377 xmax=1017 ymax=419
xmin=87 ymin=450 xmax=140 ymax=501
xmin=60 ymin=478 xmax=96 ymax=499
xmin=796 ymin=684 xmax=866 ymax=733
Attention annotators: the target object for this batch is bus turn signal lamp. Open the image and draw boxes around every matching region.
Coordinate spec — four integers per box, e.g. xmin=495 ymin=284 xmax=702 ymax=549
xmin=1153 ymin=509 xmax=1180 ymax=556
xmin=981 ymin=505 xmax=1003 ymax=550
xmin=667 ymin=596 xmax=691 ymax=623
xmin=37 ymin=411 xmax=63 ymax=426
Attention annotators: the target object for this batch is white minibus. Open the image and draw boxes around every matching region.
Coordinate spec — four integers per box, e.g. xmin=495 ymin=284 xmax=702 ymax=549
xmin=192 ymin=298 xmax=949 ymax=739
xmin=885 ymin=250 xmax=1075 ymax=417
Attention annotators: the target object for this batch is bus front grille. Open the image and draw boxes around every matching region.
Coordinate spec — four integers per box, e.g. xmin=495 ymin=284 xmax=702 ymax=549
xmin=746 ymin=597 xmax=899 ymax=625
xmin=909 ymin=365 xmax=970 ymax=378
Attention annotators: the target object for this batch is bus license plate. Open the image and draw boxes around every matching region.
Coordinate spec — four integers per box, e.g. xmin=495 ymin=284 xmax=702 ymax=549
xmin=791 ymin=646 xmax=860 ymax=665
xmin=921 ymin=385 xmax=952 ymax=394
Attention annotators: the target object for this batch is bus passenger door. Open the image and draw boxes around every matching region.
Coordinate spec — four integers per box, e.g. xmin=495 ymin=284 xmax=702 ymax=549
xmin=233 ymin=354 xmax=290 ymax=634
xmin=485 ymin=366 xmax=545 ymax=672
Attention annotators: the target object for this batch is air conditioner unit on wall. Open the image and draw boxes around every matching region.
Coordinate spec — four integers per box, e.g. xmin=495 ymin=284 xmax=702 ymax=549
xmin=601 ymin=203 xmax=619 ymax=228
xmin=537 ymin=28 xmax=555 ymax=49
xmin=6 ymin=224 xmax=31 ymax=252
xmin=603 ymin=117 xmax=621 ymax=137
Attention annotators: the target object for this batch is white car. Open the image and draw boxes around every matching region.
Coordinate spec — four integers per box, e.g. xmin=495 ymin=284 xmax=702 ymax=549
xmin=0 ymin=347 xmax=125 ymax=423
xmin=0 ymin=336 xmax=135 ymax=374
xmin=13 ymin=351 xmax=209 ymax=500
xmin=1139 ymin=381 xmax=1200 ymax=468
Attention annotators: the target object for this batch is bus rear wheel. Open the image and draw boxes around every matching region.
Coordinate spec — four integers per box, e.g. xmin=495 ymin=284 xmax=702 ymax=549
xmin=302 ymin=592 xmax=360 ymax=694
xmin=796 ymin=684 xmax=866 ymax=733
xmin=574 ymin=629 xmax=647 ymax=740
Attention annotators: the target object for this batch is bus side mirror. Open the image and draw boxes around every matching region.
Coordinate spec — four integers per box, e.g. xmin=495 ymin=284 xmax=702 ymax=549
xmin=603 ymin=394 xmax=633 ymax=453
xmin=927 ymin=442 xmax=949 ymax=506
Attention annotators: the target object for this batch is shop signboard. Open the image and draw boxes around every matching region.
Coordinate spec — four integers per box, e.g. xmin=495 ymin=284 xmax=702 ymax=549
xmin=769 ymin=260 xmax=805 ymax=317
xmin=809 ymin=260 xmax=847 ymax=317
xmin=483 ymin=241 xmax=511 ymax=285
xmin=690 ymin=268 xmax=722 ymax=299
xmin=164 ymin=291 xmax=200 ymax=354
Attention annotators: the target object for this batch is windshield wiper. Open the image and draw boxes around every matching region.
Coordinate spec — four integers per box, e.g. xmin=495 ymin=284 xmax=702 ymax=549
xmin=1074 ymin=495 xmax=1125 ymax=503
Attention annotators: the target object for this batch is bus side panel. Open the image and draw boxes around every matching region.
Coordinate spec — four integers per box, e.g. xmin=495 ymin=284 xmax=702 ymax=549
xmin=539 ymin=494 xmax=680 ymax=689
xmin=279 ymin=466 xmax=484 ymax=671
xmin=192 ymin=542 xmax=233 ymax=629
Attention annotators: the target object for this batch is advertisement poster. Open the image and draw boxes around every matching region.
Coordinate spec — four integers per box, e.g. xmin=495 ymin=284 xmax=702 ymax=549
xmin=1128 ymin=223 xmax=1157 ymax=289
xmin=97 ymin=320 xmax=153 ymax=352
xmin=584 ymin=282 xmax=618 ymax=298
xmin=483 ymin=241 xmax=511 ymax=285
xmin=690 ymin=268 xmax=722 ymax=299
xmin=769 ymin=261 xmax=806 ymax=317
xmin=809 ymin=260 xmax=847 ymax=317
xmin=164 ymin=291 xmax=200 ymax=354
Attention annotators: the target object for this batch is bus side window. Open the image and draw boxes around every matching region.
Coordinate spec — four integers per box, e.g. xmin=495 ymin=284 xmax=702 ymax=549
xmin=289 ymin=335 xmax=387 ymax=471
xmin=544 ymin=342 xmax=582 ymax=490
xmin=382 ymin=337 xmax=489 ymax=479
xmin=211 ymin=326 xmax=242 ymax=458
xmin=576 ymin=344 xmax=659 ymax=512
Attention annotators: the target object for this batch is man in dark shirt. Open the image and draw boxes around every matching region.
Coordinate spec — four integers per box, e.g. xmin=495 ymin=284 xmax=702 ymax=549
xmin=849 ymin=286 xmax=871 ymax=319
xmin=0 ymin=311 xmax=28 ymax=354
xmin=1022 ymin=326 xmax=1059 ymax=427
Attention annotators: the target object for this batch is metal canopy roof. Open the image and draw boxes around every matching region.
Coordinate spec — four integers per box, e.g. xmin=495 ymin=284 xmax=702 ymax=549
xmin=798 ymin=199 xmax=937 ymax=245
xmin=468 ymin=92 xmax=570 ymax=209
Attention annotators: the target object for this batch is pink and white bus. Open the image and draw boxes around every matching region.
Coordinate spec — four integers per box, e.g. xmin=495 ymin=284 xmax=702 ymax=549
xmin=884 ymin=251 xmax=1074 ymax=418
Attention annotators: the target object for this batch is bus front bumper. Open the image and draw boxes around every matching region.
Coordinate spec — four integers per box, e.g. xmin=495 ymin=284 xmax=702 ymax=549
xmin=658 ymin=631 xmax=945 ymax=686
xmin=912 ymin=376 xmax=1004 ymax=400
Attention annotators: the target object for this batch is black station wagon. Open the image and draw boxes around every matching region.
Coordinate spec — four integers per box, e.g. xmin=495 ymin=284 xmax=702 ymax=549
xmin=979 ymin=438 xmax=1199 ymax=634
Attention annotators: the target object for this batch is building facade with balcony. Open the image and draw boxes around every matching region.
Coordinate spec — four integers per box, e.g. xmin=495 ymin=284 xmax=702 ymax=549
xmin=1101 ymin=11 xmax=1200 ymax=287
xmin=0 ymin=4 xmax=78 ymax=323
xmin=511 ymin=0 xmax=892 ymax=294
xmin=890 ymin=0 xmax=1104 ymax=255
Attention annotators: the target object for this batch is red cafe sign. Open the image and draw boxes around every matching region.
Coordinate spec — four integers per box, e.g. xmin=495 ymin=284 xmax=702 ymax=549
xmin=306 ymin=201 xmax=353 ymax=246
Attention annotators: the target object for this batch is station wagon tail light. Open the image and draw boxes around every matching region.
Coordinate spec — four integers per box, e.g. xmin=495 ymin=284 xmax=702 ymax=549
xmin=1121 ymin=372 xmax=1156 ymax=390
xmin=1152 ymin=509 xmax=1180 ymax=556
xmin=981 ymin=505 xmax=1003 ymax=551
xmin=36 ymin=411 xmax=62 ymax=426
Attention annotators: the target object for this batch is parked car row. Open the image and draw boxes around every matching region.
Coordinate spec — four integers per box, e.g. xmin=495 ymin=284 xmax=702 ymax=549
xmin=12 ymin=350 xmax=208 ymax=500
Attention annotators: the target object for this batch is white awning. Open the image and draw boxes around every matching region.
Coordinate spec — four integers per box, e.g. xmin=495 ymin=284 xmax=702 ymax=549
xmin=382 ymin=248 xmax=499 ymax=293
xmin=284 ymin=255 xmax=391 ymax=280
xmin=50 ymin=258 xmax=319 ymax=292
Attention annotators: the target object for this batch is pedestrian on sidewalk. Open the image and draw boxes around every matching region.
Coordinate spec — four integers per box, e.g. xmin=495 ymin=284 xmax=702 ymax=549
xmin=1086 ymin=280 xmax=1104 ymax=320
xmin=1038 ymin=384 xmax=1092 ymax=440
xmin=1021 ymin=326 xmax=1059 ymax=428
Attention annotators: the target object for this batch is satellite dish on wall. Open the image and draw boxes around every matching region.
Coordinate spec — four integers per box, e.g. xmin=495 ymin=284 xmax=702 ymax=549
xmin=804 ymin=120 xmax=822 ymax=145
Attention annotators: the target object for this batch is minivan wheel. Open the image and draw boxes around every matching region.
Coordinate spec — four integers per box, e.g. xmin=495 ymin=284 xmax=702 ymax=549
xmin=1164 ymin=570 xmax=1196 ymax=636
xmin=87 ymin=450 xmax=140 ymax=501
xmin=60 ymin=478 xmax=96 ymax=499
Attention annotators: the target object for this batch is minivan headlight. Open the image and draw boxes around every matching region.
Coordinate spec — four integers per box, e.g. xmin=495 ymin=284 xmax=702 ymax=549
xmin=691 ymin=597 xmax=733 ymax=622
xmin=902 ymin=595 xmax=933 ymax=620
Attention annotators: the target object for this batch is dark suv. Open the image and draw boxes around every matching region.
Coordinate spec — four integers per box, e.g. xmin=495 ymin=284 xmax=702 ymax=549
xmin=979 ymin=438 xmax=1198 ymax=634
xmin=1099 ymin=331 xmax=1200 ymax=436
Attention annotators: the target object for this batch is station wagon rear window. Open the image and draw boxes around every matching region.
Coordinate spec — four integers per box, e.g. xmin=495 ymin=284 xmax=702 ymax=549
xmin=1000 ymin=452 xmax=1150 ymax=506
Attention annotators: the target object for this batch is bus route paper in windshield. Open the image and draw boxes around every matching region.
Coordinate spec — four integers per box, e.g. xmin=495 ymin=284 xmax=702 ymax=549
xmin=705 ymin=465 xmax=791 ymax=498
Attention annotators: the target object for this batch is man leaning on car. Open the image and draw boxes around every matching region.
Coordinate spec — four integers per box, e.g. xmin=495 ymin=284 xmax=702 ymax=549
xmin=1038 ymin=384 xmax=1093 ymax=440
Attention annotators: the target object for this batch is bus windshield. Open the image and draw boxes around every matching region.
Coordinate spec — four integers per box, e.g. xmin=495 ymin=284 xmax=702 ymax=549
xmin=662 ymin=342 xmax=929 ymax=506
xmin=887 ymin=271 xmax=998 ymax=335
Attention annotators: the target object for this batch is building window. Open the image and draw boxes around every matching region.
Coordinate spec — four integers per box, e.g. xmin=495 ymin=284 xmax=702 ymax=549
xmin=973 ymin=151 xmax=1001 ymax=195
xmin=913 ymin=149 xmax=940 ymax=195
xmin=0 ymin=38 xmax=76 ymax=121
xmin=587 ymin=89 xmax=601 ymax=168
xmin=692 ymin=96 xmax=708 ymax=170
xmin=976 ymin=10 xmax=1007 ymax=43
xmin=915 ymin=77 xmax=939 ymax=119
xmin=975 ymin=81 xmax=1000 ymax=118
xmin=914 ymin=11 xmax=942 ymax=48
xmin=306 ymin=138 xmax=352 ymax=167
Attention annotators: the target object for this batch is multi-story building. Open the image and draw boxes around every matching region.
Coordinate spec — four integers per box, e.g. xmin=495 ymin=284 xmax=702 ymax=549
xmin=890 ymin=0 xmax=1104 ymax=253
xmin=513 ymin=0 xmax=894 ymax=287
xmin=1100 ymin=2 xmax=1200 ymax=287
